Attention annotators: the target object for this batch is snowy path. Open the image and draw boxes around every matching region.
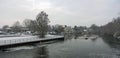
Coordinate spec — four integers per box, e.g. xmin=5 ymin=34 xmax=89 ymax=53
xmin=0 ymin=35 xmax=64 ymax=46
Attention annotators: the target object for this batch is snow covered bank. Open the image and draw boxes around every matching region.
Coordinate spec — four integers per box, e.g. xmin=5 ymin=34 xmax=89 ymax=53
xmin=0 ymin=35 xmax=64 ymax=46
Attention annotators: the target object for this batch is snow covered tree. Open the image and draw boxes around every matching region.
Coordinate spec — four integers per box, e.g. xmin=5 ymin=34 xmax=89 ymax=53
xmin=35 ymin=11 xmax=50 ymax=38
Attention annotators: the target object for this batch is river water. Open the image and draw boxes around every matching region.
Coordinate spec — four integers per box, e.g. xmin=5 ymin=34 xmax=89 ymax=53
xmin=0 ymin=35 xmax=120 ymax=58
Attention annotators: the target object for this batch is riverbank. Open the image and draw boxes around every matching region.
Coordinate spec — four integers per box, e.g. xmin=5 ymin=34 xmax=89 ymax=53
xmin=0 ymin=35 xmax=64 ymax=48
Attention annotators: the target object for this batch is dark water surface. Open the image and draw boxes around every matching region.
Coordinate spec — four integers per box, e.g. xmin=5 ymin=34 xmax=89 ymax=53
xmin=0 ymin=35 xmax=120 ymax=58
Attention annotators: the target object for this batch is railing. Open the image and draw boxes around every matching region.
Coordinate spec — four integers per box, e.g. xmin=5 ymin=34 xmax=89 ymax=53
xmin=0 ymin=36 xmax=64 ymax=46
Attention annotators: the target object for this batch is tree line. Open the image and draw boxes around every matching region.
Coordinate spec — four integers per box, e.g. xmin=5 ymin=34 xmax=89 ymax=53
xmin=100 ymin=17 xmax=120 ymax=37
xmin=1 ymin=11 xmax=120 ymax=38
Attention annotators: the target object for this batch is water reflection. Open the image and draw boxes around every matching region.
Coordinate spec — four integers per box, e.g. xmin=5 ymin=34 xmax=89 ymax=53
xmin=91 ymin=38 xmax=97 ymax=42
xmin=102 ymin=36 xmax=120 ymax=56
xmin=85 ymin=37 xmax=88 ymax=40
xmin=1 ymin=35 xmax=120 ymax=58
xmin=74 ymin=34 xmax=80 ymax=39
xmin=102 ymin=36 xmax=120 ymax=49
xmin=64 ymin=34 xmax=74 ymax=40
xmin=64 ymin=33 xmax=82 ymax=40
xmin=34 ymin=46 xmax=49 ymax=58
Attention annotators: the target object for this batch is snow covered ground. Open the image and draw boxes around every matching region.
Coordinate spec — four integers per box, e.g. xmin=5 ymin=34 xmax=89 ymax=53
xmin=0 ymin=33 xmax=32 ymax=38
xmin=0 ymin=35 xmax=64 ymax=46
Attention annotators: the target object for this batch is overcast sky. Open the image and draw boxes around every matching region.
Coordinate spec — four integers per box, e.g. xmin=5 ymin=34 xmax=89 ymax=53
xmin=0 ymin=0 xmax=120 ymax=27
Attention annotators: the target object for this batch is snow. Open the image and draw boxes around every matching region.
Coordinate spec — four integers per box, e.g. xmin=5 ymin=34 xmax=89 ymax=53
xmin=0 ymin=35 xmax=64 ymax=46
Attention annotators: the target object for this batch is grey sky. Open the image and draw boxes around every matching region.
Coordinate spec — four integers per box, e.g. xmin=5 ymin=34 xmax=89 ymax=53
xmin=0 ymin=0 xmax=120 ymax=27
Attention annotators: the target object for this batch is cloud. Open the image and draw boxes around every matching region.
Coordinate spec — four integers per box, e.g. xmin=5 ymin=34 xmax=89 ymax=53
xmin=0 ymin=0 xmax=120 ymax=27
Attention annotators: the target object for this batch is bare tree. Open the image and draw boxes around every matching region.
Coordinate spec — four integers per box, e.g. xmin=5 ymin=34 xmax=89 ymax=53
xmin=54 ymin=25 xmax=64 ymax=35
xmin=23 ymin=19 xmax=32 ymax=28
xmin=100 ymin=17 xmax=120 ymax=37
xmin=1 ymin=25 xmax=11 ymax=33
xmin=90 ymin=24 xmax=100 ymax=34
xmin=23 ymin=19 xmax=34 ymax=32
xmin=2 ymin=25 xmax=9 ymax=29
xmin=11 ymin=21 xmax=22 ymax=33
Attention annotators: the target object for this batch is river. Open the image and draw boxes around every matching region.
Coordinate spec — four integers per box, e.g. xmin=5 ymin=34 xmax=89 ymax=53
xmin=0 ymin=35 xmax=120 ymax=58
